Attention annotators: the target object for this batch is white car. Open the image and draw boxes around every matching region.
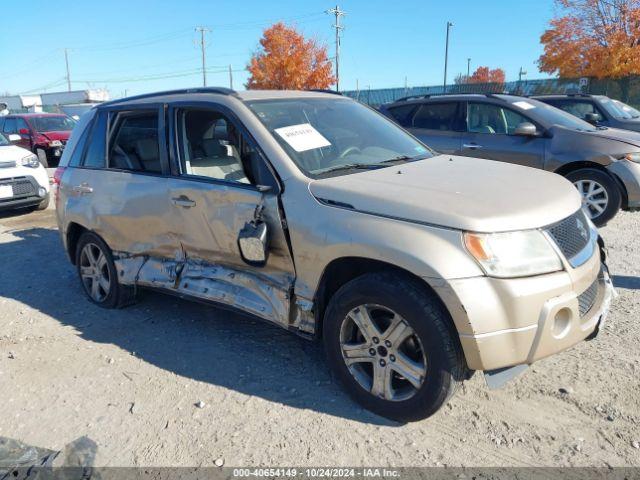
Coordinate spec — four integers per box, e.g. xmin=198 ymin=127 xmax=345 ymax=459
xmin=0 ymin=132 xmax=50 ymax=212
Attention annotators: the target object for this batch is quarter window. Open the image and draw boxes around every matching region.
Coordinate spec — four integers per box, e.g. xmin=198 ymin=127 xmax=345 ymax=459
xmin=467 ymin=103 xmax=531 ymax=134
xmin=412 ymin=103 xmax=459 ymax=131
xmin=108 ymin=112 xmax=161 ymax=173
xmin=2 ymin=118 xmax=16 ymax=134
xmin=83 ymin=113 xmax=108 ymax=168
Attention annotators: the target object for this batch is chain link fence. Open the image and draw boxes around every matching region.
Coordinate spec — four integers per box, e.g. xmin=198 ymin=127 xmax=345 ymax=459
xmin=342 ymin=76 xmax=640 ymax=108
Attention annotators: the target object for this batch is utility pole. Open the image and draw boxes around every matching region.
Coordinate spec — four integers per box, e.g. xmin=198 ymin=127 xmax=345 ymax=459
xmin=64 ymin=48 xmax=71 ymax=92
xmin=228 ymin=64 xmax=233 ymax=89
xmin=195 ymin=26 xmax=210 ymax=87
xmin=443 ymin=21 xmax=453 ymax=93
xmin=518 ymin=67 xmax=527 ymax=82
xmin=327 ymin=5 xmax=346 ymax=92
xmin=467 ymin=58 xmax=471 ymax=78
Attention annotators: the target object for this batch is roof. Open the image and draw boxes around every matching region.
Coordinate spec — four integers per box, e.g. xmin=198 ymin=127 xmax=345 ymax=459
xmin=100 ymin=87 xmax=344 ymax=107
xmin=6 ymin=113 xmax=68 ymax=117
xmin=388 ymin=93 xmax=520 ymax=105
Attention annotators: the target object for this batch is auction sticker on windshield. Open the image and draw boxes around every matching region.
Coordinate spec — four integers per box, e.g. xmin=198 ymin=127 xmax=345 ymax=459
xmin=0 ymin=185 xmax=12 ymax=199
xmin=274 ymin=123 xmax=331 ymax=152
xmin=513 ymin=101 xmax=536 ymax=110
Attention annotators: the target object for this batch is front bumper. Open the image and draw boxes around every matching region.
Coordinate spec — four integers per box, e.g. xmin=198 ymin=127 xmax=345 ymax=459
xmin=0 ymin=176 xmax=48 ymax=211
xmin=435 ymin=242 xmax=614 ymax=371
xmin=607 ymin=159 xmax=640 ymax=209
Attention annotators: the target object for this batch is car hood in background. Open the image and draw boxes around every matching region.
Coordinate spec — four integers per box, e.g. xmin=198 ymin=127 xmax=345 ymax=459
xmin=0 ymin=144 xmax=32 ymax=164
xmin=309 ymin=155 xmax=581 ymax=232
xmin=614 ymin=120 xmax=640 ymax=133
xmin=580 ymin=126 xmax=640 ymax=147
xmin=39 ymin=131 xmax=71 ymax=142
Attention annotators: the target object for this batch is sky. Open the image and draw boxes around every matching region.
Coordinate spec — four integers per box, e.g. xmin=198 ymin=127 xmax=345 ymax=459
xmin=0 ymin=0 xmax=559 ymax=98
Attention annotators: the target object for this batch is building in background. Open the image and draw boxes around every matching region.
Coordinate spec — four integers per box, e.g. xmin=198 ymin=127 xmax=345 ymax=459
xmin=0 ymin=89 xmax=109 ymax=115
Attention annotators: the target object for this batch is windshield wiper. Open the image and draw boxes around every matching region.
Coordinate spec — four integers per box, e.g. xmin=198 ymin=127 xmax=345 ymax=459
xmin=314 ymin=163 xmax=388 ymax=175
xmin=380 ymin=153 xmax=430 ymax=164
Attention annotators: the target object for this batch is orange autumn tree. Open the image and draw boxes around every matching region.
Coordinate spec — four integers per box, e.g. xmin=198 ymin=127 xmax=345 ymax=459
xmin=247 ymin=22 xmax=336 ymax=90
xmin=539 ymin=0 xmax=640 ymax=79
xmin=469 ymin=66 xmax=506 ymax=84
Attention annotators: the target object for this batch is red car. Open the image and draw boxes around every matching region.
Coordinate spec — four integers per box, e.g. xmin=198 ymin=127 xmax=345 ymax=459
xmin=0 ymin=113 xmax=76 ymax=167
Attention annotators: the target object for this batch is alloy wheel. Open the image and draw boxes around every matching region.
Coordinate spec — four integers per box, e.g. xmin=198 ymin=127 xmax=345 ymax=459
xmin=339 ymin=304 xmax=427 ymax=402
xmin=574 ymin=179 xmax=609 ymax=219
xmin=79 ymin=243 xmax=111 ymax=302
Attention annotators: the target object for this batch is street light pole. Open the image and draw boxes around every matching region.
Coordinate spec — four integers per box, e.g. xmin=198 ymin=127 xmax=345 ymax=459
xmin=467 ymin=58 xmax=471 ymax=78
xmin=443 ymin=21 xmax=453 ymax=93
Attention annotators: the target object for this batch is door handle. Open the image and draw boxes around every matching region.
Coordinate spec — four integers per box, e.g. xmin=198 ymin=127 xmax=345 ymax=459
xmin=73 ymin=183 xmax=93 ymax=194
xmin=463 ymin=143 xmax=483 ymax=149
xmin=171 ymin=196 xmax=196 ymax=208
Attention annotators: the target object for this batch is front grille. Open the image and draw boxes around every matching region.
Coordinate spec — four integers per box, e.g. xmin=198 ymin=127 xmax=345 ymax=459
xmin=578 ymin=279 xmax=599 ymax=317
xmin=545 ymin=209 xmax=591 ymax=260
xmin=0 ymin=176 xmax=37 ymax=200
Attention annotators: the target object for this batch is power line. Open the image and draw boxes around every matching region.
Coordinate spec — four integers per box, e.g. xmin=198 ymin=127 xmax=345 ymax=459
xmin=326 ymin=5 xmax=346 ymax=92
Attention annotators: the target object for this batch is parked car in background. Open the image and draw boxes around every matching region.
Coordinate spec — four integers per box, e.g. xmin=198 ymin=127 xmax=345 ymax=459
xmin=55 ymin=88 xmax=614 ymax=421
xmin=380 ymin=94 xmax=640 ymax=226
xmin=533 ymin=94 xmax=640 ymax=133
xmin=0 ymin=113 xmax=76 ymax=167
xmin=0 ymin=132 xmax=50 ymax=211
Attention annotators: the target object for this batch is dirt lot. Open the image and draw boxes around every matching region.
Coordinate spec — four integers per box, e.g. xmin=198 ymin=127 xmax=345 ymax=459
xmin=0 ymin=208 xmax=638 ymax=468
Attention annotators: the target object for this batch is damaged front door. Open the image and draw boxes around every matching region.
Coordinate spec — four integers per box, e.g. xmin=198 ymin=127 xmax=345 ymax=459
xmin=164 ymin=105 xmax=296 ymax=327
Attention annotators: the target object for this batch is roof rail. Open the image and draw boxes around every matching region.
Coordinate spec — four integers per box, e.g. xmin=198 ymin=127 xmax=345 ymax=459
xmin=392 ymin=92 xmax=508 ymax=104
xmin=101 ymin=87 xmax=238 ymax=107
xmin=307 ymin=89 xmax=342 ymax=95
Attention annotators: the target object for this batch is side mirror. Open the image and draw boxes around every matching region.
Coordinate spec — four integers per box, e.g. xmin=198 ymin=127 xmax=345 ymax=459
xmin=584 ymin=112 xmax=601 ymax=124
xmin=7 ymin=134 xmax=21 ymax=142
xmin=18 ymin=128 xmax=30 ymax=136
xmin=513 ymin=122 xmax=538 ymax=137
xmin=238 ymin=220 xmax=269 ymax=266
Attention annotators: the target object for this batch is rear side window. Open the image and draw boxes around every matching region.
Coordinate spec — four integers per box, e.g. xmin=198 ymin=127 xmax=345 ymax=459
xmin=412 ymin=103 xmax=459 ymax=131
xmin=83 ymin=112 xmax=108 ymax=168
xmin=108 ymin=112 xmax=161 ymax=173
xmin=2 ymin=118 xmax=16 ymax=134
xmin=387 ymin=104 xmax=417 ymax=127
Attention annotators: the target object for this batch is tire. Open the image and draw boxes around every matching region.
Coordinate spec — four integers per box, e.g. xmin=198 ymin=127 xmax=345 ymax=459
xmin=565 ymin=168 xmax=621 ymax=227
xmin=323 ymin=271 xmax=468 ymax=422
xmin=35 ymin=148 xmax=49 ymax=168
xmin=36 ymin=195 xmax=50 ymax=210
xmin=75 ymin=231 xmax=135 ymax=309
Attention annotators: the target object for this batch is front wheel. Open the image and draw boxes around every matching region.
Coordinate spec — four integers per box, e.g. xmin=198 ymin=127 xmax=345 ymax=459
xmin=75 ymin=232 xmax=135 ymax=309
xmin=323 ymin=272 xmax=468 ymax=422
xmin=35 ymin=148 xmax=49 ymax=168
xmin=565 ymin=168 xmax=621 ymax=227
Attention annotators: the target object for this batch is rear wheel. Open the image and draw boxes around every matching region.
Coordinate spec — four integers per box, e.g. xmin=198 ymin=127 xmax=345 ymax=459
xmin=323 ymin=272 xmax=468 ymax=422
xmin=565 ymin=168 xmax=621 ymax=227
xmin=75 ymin=232 xmax=135 ymax=308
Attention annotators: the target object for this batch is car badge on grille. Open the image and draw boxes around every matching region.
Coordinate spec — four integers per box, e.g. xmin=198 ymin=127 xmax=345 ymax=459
xmin=576 ymin=218 xmax=588 ymax=240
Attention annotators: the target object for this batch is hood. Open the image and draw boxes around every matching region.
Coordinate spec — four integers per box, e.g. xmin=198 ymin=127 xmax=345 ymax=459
xmin=614 ymin=120 xmax=640 ymax=133
xmin=39 ymin=131 xmax=70 ymax=141
xmin=309 ymin=155 xmax=581 ymax=232
xmin=580 ymin=126 xmax=640 ymax=147
xmin=0 ymin=144 xmax=32 ymax=165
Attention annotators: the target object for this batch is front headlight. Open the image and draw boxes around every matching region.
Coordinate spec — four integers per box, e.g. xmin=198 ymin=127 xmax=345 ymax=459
xmin=49 ymin=140 xmax=62 ymax=147
xmin=20 ymin=154 xmax=40 ymax=168
xmin=622 ymin=153 xmax=640 ymax=163
xmin=464 ymin=230 xmax=562 ymax=278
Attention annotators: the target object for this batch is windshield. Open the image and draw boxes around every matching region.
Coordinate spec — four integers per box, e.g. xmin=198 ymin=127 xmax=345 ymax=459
xmin=30 ymin=115 xmax=75 ymax=132
xmin=0 ymin=133 xmax=8 ymax=146
xmin=515 ymin=99 xmax=598 ymax=131
xmin=600 ymin=98 xmax=640 ymax=120
xmin=246 ymin=98 xmax=433 ymax=177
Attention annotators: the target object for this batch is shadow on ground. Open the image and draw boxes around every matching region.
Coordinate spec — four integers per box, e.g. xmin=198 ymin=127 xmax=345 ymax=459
xmin=612 ymin=275 xmax=640 ymax=290
xmin=0 ymin=225 xmax=395 ymax=426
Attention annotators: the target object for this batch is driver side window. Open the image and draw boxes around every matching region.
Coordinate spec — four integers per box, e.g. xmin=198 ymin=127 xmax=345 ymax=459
xmin=176 ymin=109 xmax=252 ymax=185
xmin=467 ymin=103 xmax=530 ymax=135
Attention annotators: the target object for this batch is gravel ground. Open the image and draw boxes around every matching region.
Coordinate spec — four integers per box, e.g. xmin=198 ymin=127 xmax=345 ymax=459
xmin=0 ymin=208 xmax=638 ymax=467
